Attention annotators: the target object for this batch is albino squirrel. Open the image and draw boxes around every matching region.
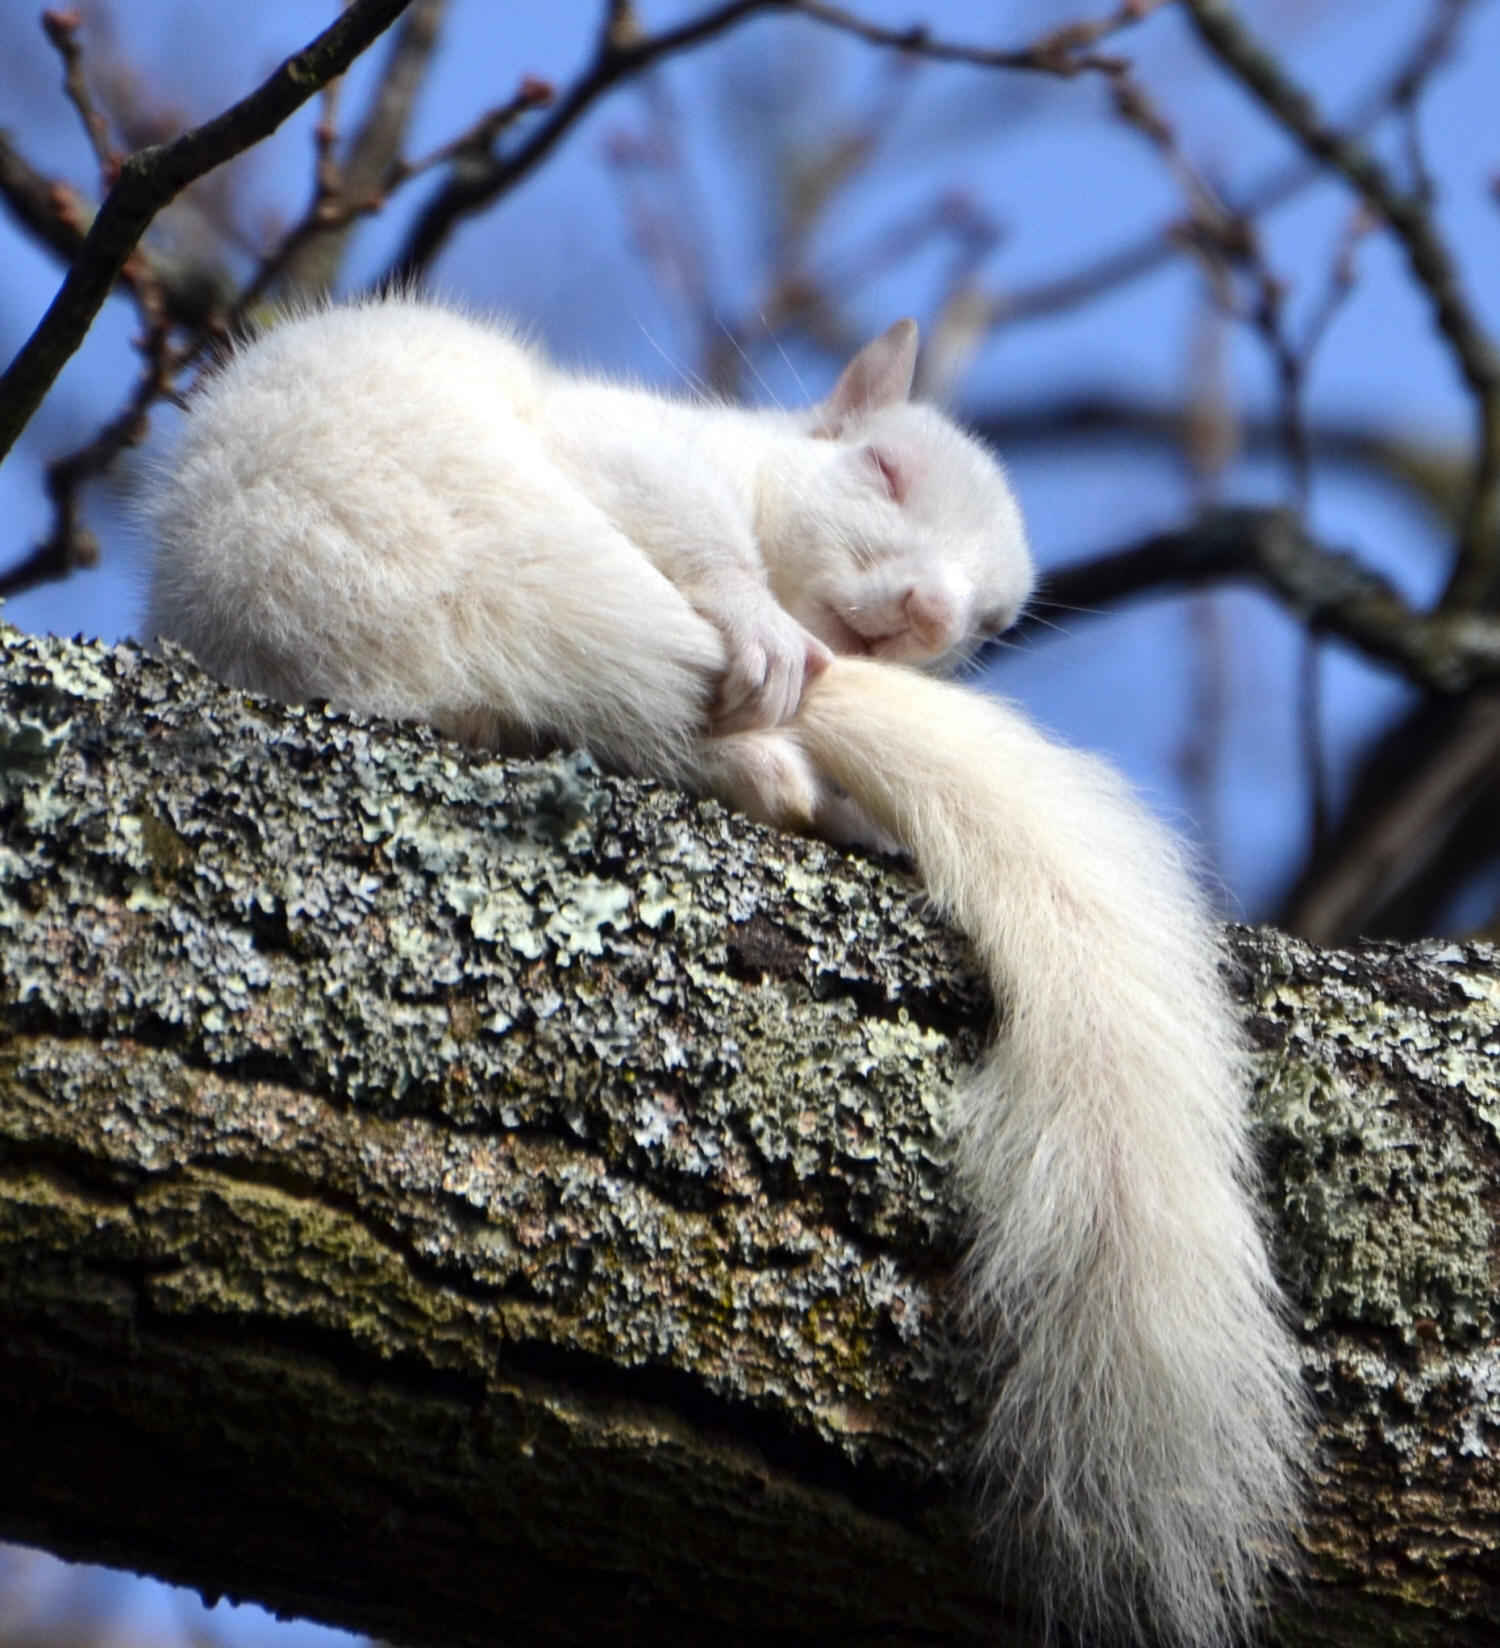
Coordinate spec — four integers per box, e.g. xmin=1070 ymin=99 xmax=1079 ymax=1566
xmin=148 ymin=297 xmax=1304 ymax=1646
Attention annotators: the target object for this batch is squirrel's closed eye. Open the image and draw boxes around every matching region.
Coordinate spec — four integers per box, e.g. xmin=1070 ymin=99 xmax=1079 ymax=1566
xmin=864 ymin=446 xmax=906 ymax=503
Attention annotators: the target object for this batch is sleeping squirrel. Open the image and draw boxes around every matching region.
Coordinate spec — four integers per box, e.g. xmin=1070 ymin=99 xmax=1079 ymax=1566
xmin=148 ymin=297 xmax=1304 ymax=1646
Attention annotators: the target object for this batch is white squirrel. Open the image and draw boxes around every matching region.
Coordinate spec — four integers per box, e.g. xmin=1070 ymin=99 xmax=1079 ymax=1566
xmin=147 ymin=297 xmax=1304 ymax=1646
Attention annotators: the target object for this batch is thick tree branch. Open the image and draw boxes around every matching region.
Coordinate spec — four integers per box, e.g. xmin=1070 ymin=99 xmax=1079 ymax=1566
xmin=5 ymin=624 xmax=1500 ymax=1644
xmin=0 ymin=0 xmax=415 ymax=469
xmin=1019 ymin=507 xmax=1500 ymax=694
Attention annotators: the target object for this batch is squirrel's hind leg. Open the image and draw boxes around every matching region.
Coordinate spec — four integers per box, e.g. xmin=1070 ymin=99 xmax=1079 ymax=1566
xmin=682 ymin=730 xmax=823 ymax=831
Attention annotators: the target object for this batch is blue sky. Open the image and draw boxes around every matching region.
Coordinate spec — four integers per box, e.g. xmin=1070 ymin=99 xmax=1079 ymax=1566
xmin=1 ymin=1 xmax=1498 ymax=1639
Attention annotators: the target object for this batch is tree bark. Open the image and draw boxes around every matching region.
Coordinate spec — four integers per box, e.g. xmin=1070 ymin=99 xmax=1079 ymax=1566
xmin=2 ymin=620 xmax=1499 ymax=1646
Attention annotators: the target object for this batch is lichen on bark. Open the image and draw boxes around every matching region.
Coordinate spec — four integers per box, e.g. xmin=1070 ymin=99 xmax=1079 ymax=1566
xmin=5 ymin=618 xmax=1500 ymax=1645
xmin=1235 ymin=929 xmax=1500 ymax=1640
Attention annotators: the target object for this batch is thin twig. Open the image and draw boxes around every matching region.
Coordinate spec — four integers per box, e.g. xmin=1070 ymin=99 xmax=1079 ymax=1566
xmin=994 ymin=0 xmax=1479 ymax=327
xmin=1190 ymin=205 xmax=1360 ymax=514
xmin=384 ymin=0 xmax=1166 ymax=285
xmin=0 ymin=0 xmax=416 ymax=471
xmin=1177 ymin=591 xmax=1229 ymax=880
xmin=230 ymin=71 xmax=553 ymax=328
xmin=1082 ymin=55 xmax=1332 ymax=511
xmin=1389 ymin=0 xmax=1471 ymax=203
xmin=1298 ymin=634 xmax=1329 ymax=857
xmin=391 ymin=77 xmax=555 ymax=183
xmin=42 ymin=8 xmax=121 ymax=186
xmin=788 ymin=0 xmax=1166 ymax=74
xmin=1179 ymin=0 xmax=1500 ymax=610
xmin=274 ymin=0 xmax=450 ymax=299
xmin=386 ymin=0 xmax=777 ymax=283
xmin=0 ymin=132 xmax=93 ymax=269
xmin=0 ymin=132 xmax=239 ymax=335
xmin=1267 ymin=204 xmax=1372 ymax=506
xmin=0 ymin=323 xmax=179 ymax=602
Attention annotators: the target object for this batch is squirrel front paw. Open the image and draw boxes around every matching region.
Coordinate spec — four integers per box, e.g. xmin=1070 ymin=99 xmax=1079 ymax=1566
xmin=699 ymin=589 xmax=832 ymax=735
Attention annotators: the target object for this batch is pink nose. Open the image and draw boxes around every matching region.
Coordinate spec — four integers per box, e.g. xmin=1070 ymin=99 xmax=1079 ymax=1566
xmin=903 ymin=584 xmax=961 ymax=650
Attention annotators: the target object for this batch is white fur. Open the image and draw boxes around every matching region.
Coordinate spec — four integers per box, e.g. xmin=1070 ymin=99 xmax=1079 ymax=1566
xmin=147 ymin=296 xmax=1302 ymax=1645
xmin=798 ymin=661 xmax=1303 ymax=1644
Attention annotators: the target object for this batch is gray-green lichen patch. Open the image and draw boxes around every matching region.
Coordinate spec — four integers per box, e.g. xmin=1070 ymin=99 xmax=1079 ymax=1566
xmin=1246 ymin=934 xmax=1500 ymax=1341
xmin=1234 ymin=927 xmax=1500 ymax=1605
xmin=0 ymin=621 xmax=981 ymax=1484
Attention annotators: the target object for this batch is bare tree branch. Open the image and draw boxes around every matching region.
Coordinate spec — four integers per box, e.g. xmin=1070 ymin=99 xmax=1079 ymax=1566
xmin=0 ymin=132 xmax=91 ymax=269
xmin=788 ymin=0 xmax=1166 ymax=72
xmin=0 ymin=0 xmax=416 ymax=470
xmin=1179 ymin=0 xmax=1500 ymax=610
xmin=0 ymin=322 xmax=177 ymax=603
xmin=1284 ymin=691 xmax=1500 ymax=942
xmin=274 ymin=0 xmax=449 ymax=299
xmin=384 ymin=0 xmax=1166 ymax=287
xmin=385 ymin=0 xmax=779 ymax=284
xmin=0 ymin=129 xmax=238 ymax=337
xmin=973 ymin=0 xmax=1474 ymax=336
xmin=970 ymin=396 xmax=1472 ymax=525
xmin=1016 ymin=507 xmax=1500 ymax=695
xmin=40 ymin=8 xmax=121 ymax=185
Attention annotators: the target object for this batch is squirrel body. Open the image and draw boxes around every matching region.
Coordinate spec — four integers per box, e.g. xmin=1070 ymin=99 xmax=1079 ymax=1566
xmin=148 ymin=296 xmax=1303 ymax=1646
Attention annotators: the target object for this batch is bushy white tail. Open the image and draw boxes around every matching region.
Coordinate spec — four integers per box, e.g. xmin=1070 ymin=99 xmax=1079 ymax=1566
xmin=796 ymin=657 xmax=1303 ymax=1646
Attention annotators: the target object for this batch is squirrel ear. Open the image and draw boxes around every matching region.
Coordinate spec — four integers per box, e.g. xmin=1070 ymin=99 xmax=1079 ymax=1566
xmin=816 ymin=319 xmax=918 ymax=435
